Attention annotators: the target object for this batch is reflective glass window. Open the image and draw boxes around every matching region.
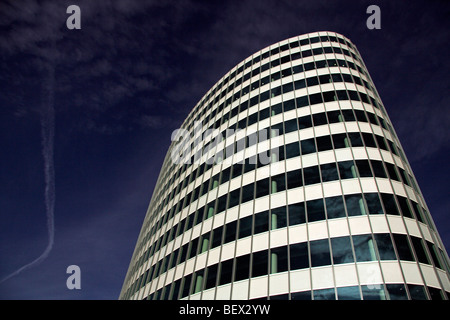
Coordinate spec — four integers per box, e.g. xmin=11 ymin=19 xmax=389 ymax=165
xmin=288 ymin=202 xmax=306 ymax=225
xmin=331 ymin=236 xmax=354 ymax=264
xmin=310 ymin=239 xmax=331 ymax=267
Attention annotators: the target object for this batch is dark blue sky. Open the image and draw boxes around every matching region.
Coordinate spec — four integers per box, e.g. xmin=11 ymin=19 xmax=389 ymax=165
xmin=0 ymin=0 xmax=448 ymax=299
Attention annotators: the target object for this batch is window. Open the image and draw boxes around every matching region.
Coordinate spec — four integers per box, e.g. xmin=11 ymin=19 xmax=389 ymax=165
xmin=362 ymin=132 xmax=376 ymax=148
xmin=327 ymin=110 xmax=342 ymax=123
xmin=321 ymin=162 xmax=339 ymax=182
xmin=211 ymin=226 xmax=223 ymax=248
xmin=373 ymin=233 xmax=396 ymax=260
xmin=288 ymin=202 xmax=306 ymax=225
xmin=316 ymin=135 xmax=332 ymax=152
xmin=381 ymin=193 xmax=399 ymax=215
xmin=287 ymin=170 xmax=303 ymax=189
xmin=411 ymin=236 xmax=430 ymax=264
xmin=241 ymin=183 xmax=254 ymax=203
xmin=338 ymin=160 xmax=356 ymax=179
xmin=345 ymin=194 xmax=366 ymax=216
xmin=385 ymin=163 xmax=400 ymax=182
xmin=397 ymin=196 xmax=413 ymax=218
xmin=361 ymin=285 xmax=385 ymax=300
xmin=313 ymin=288 xmax=336 ymax=300
xmin=271 ymin=246 xmax=288 ymax=273
xmin=353 ymin=234 xmax=376 ymax=262
xmin=254 ymin=210 xmax=269 ymax=234
xmin=234 ymin=254 xmax=250 ymax=281
xmin=332 ymin=133 xmax=348 ymax=149
xmin=310 ymin=239 xmax=331 ymax=267
xmin=408 ymin=285 xmax=428 ymax=300
xmin=348 ymin=132 xmax=363 ymax=147
xmin=256 ymin=177 xmax=270 ymax=198
xmin=331 ymin=236 xmax=354 ymax=264
xmin=286 ymin=142 xmax=300 ymax=159
xmin=386 ymin=284 xmax=408 ymax=300
xmin=296 ymin=96 xmax=309 ymax=108
xmin=326 ymin=195 xmax=346 ymax=219
xmin=238 ymin=215 xmax=253 ymax=239
xmin=309 ymin=92 xmax=323 ymax=105
xmin=271 ymin=206 xmax=287 ymax=229
xmin=290 ymin=242 xmax=309 ymax=270
xmin=219 ymin=259 xmax=233 ymax=285
xmin=355 ymin=160 xmax=372 ymax=177
xmin=205 ymin=264 xmax=218 ymax=290
xmin=284 ymin=118 xmax=298 ymax=133
xmin=298 ymin=115 xmax=312 ymax=129
xmin=303 ymin=166 xmax=320 ymax=185
xmin=370 ymin=160 xmax=386 ymax=178
xmin=224 ymin=220 xmax=237 ymax=244
xmin=271 ymin=172 xmax=286 ymax=193
xmin=393 ymin=234 xmax=414 ymax=261
xmin=337 ymin=286 xmax=361 ymax=300
xmin=252 ymin=250 xmax=268 ymax=277
xmin=364 ymin=193 xmax=383 ymax=214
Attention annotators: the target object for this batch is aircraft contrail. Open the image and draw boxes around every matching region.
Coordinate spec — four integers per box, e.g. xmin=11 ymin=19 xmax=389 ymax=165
xmin=0 ymin=64 xmax=56 ymax=285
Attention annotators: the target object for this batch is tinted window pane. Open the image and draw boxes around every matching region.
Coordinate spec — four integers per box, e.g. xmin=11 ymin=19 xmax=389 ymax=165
xmin=286 ymin=170 xmax=303 ymax=189
xmin=271 ymin=206 xmax=287 ymax=229
xmin=381 ymin=193 xmax=399 ymax=215
xmin=408 ymin=284 xmax=428 ymax=300
xmin=224 ymin=220 xmax=237 ymax=244
xmin=211 ymin=226 xmax=223 ymax=248
xmin=301 ymin=138 xmax=316 ymax=155
xmin=256 ymin=178 xmax=270 ymax=198
xmin=312 ymin=113 xmax=327 ymax=126
xmin=290 ymin=242 xmax=309 ymax=270
xmin=411 ymin=236 xmax=430 ymax=264
xmin=234 ymin=254 xmax=250 ymax=281
xmin=364 ymin=193 xmax=383 ymax=214
xmin=348 ymin=132 xmax=363 ymax=147
xmin=271 ymin=246 xmax=288 ymax=273
xmin=252 ymin=250 xmax=268 ymax=277
xmin=271 ymin=173 xmax=286 ymax=193
xmin=361 ymin=285 xmax=386 ymax=300
xmin=355 ymin=160 xmax=372 ymax=177
xmin=393 ymin=234 xmax=414 ymax=261
xmin=321 ymin=162 xmax=339 ymax=182
xmin=370 ymin=160 xmax=387 ymax=178
xmin=307 ymin=199 xmax=326 ymax=222
xmin=345 ymin=194 xmax=366 ymax=216
xmin=303 ymin=166 xmax=320 ymax=185
xmin=397 ymin=196 xmax=413 ymax=218
xmin=326 ymin=195 xmax=346 ymax=219
xmin=219 ymin=259 xmax=233 ymax=285
xmin=331 ymin=236 xmax=354 ymax=264
xmin=310 ymin=239 xmax=331 ymax=267
xmin=353 ymin=234 xmax=376 ymax=262
xmin=205 ymin=264 xmax=218 ymax=289
xmin=254 ymin=210 xmax=269 ymax=234
xmin=284 ymin=118 xmax=298 ymax=133
xmin=238 ymin=215 xmax=253 ymax=239
xmin=241 ymin=183 xmax=254 ymax=203
xmin=285 ymin=142 xmax=300 ymax=158
xmin=386 ymin=284 xmax=408 ymax=300
xmin=373 ymin=233 xmax=396 ymax=260
xmin=337 ymin=286 xmax=361 ymax=300
xmin=332 ymin=133 xmax=348 ymax=149
xmin=338 ymin=160 xmax=356 ymax=179
xmin=288 ymin=202 xmax=306 ymax=225
xmin=314 ymin=288 xmax=335 ymax=300
xmin=298 ymin=115 xmax=312 ymax=129
xmin=316 ymin=135 xmax=332 ymax=152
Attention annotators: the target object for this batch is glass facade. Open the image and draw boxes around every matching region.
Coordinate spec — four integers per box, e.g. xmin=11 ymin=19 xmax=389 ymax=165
xmin=119 ymin=31 xmax=450 ymax=300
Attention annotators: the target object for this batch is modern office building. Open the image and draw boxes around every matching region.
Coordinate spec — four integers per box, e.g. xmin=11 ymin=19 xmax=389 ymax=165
xmin=119 ymin=31 xmax=450 ymax=300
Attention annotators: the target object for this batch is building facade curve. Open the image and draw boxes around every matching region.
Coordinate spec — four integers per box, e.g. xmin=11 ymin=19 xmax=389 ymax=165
xmin=119 ymin=31 xmax=450 ymax=300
